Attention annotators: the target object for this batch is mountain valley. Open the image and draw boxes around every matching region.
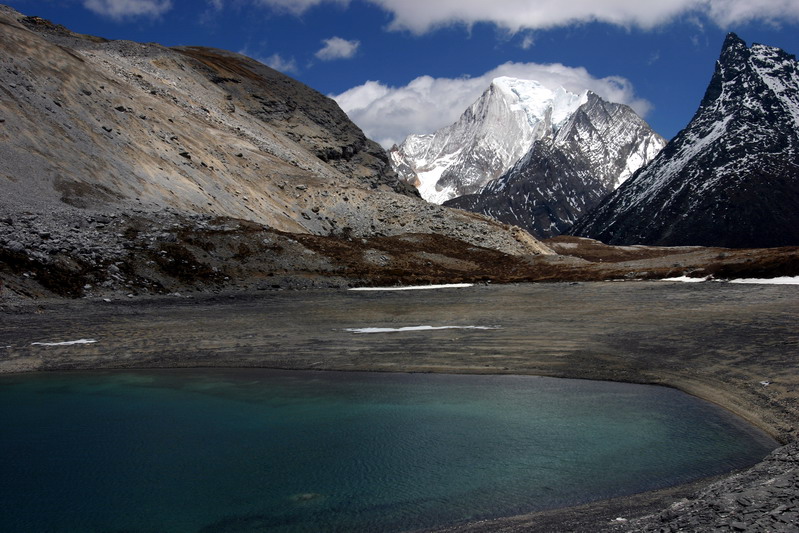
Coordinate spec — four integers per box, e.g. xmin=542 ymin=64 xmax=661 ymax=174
xmin=0 ymin=7 xmax=797 ymax=299
xmin=0 ymin=5 xmax=555 ymax=298
xmin=1 ymin=6 xmax=799 ymax=533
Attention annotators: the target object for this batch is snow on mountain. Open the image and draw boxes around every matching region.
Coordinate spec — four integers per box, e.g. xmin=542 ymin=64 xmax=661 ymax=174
xmin=443 ymin=92 xmax=666 ymax=238
xmin=570 ymin=33 xmax=799 ymax=248
xmin=390 ymin=77 xmax=587 ymax=204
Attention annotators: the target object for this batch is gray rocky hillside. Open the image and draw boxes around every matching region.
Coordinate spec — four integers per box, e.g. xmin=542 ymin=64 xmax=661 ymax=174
xmin=0 ymin=5 xmax=552 ymax=297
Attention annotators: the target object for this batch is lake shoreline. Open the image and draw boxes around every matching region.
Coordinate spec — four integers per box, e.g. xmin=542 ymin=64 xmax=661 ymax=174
xmin=2 ymin=282 xmax=798 ymax=531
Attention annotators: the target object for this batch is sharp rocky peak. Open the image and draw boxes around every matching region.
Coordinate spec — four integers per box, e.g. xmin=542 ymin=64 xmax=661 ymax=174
xmin=570 ymin=34 xmax=799 ymax=248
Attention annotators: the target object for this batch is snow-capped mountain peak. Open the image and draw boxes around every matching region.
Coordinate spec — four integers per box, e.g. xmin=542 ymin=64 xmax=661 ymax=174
xmin=490 ymin=76 xmax=587 ymax=132
xmin=444 ymin=90 xmax=666 ymax=239
xmin=390 ymin=77 xmax=589 ymax=204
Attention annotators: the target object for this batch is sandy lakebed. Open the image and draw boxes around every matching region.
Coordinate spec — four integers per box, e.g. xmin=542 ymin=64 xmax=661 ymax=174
xmin=1 ymin=281 xmax=798 ymax=532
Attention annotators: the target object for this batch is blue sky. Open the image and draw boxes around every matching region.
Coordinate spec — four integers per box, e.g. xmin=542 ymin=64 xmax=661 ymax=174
xmin=6 ymin=1 xmax=799 ymax=147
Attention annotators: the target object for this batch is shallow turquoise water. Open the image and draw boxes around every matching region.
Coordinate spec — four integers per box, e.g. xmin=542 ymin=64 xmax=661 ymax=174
xmin=0 ymin=370 xmax=777 ymax=532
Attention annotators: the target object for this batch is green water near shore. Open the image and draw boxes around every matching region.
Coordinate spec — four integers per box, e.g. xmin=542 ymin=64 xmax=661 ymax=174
xmin=0 ymin=369 xmax=777 ymax=532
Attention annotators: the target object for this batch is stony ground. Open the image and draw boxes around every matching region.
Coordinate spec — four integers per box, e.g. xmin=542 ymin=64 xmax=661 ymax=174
xmin=1 ymin=209 xmax=798 ymax=300
xmin=622 ymin=441 xmax=799 ymax=532
xmin=1 ymin=282 xmax=797 ymax=532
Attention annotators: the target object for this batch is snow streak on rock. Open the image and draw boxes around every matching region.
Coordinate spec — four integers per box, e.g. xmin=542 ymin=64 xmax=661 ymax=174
xmin=571 ymin=33 xmax=799 ymax=248
xmin=349 ymin=283 xmax=474 ymax=291
xmin=443 ymin=92 xmax=665 ymax=238
xmin=31 ymin=339 xmax=98 ymax=346
xmin=390 ymin=77 xmax=588 ymax=204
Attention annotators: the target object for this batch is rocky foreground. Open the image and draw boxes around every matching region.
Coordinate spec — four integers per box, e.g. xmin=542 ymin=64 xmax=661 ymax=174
xmin=0 ymin=203 xmax=550 ymax=298
xmin=626 ymin=441 xmax=799 ymax=532
xmin=2 ymin=207 xmax=798 ymax=299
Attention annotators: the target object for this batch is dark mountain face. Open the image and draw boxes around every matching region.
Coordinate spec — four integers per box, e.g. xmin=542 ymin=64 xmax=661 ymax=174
xmin=444 ymin=141 xmax=608 ymax=239
xmin=445 ymin=93 xmax=664 ymax=239
xmin=570 ymin=33 xmax=799 ymax=248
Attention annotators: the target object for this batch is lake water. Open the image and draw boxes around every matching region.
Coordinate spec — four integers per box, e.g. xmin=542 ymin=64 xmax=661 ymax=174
xmin=0 ymin=369 xmax=777 ymax=532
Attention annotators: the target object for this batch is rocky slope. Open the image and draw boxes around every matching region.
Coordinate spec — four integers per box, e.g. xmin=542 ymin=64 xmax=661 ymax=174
xmin=445 ymin=92 xmax=665 ymax=238
xmin=0 ymin=5 xmax=554 ymax=298
xmin=571 ymin=33 xmax=799 ymax=248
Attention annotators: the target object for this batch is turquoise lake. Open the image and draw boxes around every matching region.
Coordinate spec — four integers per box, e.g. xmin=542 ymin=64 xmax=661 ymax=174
xmin=0 ymin=369 xmax=777 ymax=532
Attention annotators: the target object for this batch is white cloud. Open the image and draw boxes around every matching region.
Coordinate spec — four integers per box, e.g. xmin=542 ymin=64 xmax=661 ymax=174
xmin=368 ymin=0 xmax=799 ymax=33
xmin=704 ymin=0 xmax=799 ymax=26
xmin=243 ymin=0 xmax=799 ymax=32
xmin=253 ymin=0 xmax=349 ymax=16
xmin=83 ymin=0 xmax=172 ymax=19
xmin=263 ymin=53 xmax=299 ymax=73
xmin=333 ymin=62 xmax=652 ymax=148
xmin=239 ymin=48 xmax=299 ymax=73
xmin=315 ymin=37 xmax=361 ymax=60
xmin=520 ymin=33 xmax=535 ymax=50
xmin=369 ymin=0 xmax=695 ymax=33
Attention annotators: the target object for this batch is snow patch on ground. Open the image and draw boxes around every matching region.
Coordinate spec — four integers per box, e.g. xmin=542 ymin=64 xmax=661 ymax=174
xmin=31 ymin=338 xmax=98 ymax=346
xmin=349 ymin=284 xmax=474 ymax=291
xmin=661 ymin=276 xmax=799 ymax=285
xmin=729 ymin=277 xmax=799 ymax=285
xmin=659 ymin=276 xmax=711 ymax=283
xmin=344 ymin=325 xmax=501 ymax=334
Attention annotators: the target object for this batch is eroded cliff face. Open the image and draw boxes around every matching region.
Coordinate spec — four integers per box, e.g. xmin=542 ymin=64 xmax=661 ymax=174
xmin=0 ymin=5 xmax=555 ymax=297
